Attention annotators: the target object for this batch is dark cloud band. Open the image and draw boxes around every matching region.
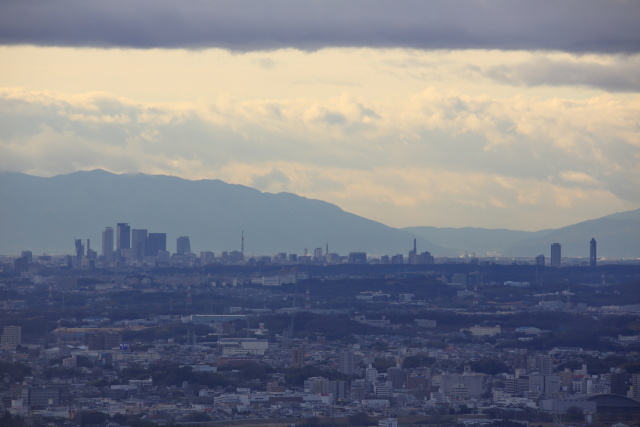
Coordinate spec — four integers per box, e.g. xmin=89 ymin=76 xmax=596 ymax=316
xmin=1 ymin=0 xmax=638 ymax=53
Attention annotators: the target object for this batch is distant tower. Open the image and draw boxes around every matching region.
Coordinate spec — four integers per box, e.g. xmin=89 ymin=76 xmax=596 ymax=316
xmin=305 ymin=287 xmax=311 ymax=310
xmin=339 ymin=349 xmax=355 ymax=375
xmin=102 ymin=227 xmax=114 ymax=260
xmin=291 ymin=346 xmax=305 ymax=368
xmin=176 ymin=236 xmax=191 ymax=254
xmin=116 ymin=223 xmax=131 ymax=251
xmin=241 ymin=230 xmax=244 ymax=258
xmin=590 ymin=238 xmax=597 ymax=267
xmin=131 ymin=229 xmax=148 ymax=260
xmin=550 ymin=243 xmax=561 ymax=267
xmin=74 ymin=239 xmax=84 ymax=261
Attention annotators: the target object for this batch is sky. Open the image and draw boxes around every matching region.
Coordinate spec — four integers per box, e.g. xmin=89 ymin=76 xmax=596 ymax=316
xmin=1 ymin=0 xmax=639 ymax=231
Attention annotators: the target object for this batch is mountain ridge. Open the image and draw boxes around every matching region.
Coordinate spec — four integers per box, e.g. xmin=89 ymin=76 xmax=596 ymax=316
xmin=1 ymin=170 xmax=638 ymax=258
xmin=0 ymin=169 xmax=450 ymax=256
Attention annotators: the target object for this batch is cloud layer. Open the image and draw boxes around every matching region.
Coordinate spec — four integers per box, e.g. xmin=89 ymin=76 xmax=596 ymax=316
xmin=1 ymin=85 xmax=638 ymax=230
xmin=1 ymin=0 xmax=639 ymax=53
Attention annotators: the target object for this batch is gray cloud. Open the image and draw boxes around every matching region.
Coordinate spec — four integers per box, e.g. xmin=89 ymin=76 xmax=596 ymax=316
xmin=1 ymin=0 xmax=638 ymax=53
xmin=480 ymin=56 xmax=640 ymax=92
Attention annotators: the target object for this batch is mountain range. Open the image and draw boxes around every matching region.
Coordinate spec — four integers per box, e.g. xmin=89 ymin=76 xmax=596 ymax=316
xmin=0 ymin=170 xmax=638 ymax=258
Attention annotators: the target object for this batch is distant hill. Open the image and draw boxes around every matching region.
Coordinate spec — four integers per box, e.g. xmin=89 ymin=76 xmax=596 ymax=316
xmin=405 ymin=209 xmax=640 ymax=258
xmin=0 ymin=170 xmax=451 ymax=256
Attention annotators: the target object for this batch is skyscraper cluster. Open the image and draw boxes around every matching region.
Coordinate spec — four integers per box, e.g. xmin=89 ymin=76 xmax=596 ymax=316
xmin=547 ymin=238 xmax=597 ymax=268
xmin=99 ymin=222 xmax=183 ymax=262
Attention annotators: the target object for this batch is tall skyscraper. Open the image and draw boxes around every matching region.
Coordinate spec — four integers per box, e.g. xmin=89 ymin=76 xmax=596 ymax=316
xmin=590 ymin=237 xmax=597 ymax=267
xmin=291 ymin=347 xmax=305 ymax=368
xmin=339 ymin=349 xmax=355 ymax=375
xmin=131 ymin=229 xmax=148 ymax=260
xmin=116 ymin=223 xmax=130 ymax=251
xmin=74 ymin=239 xmax=84 ymax=261
xmin=551 ymin=243 xmax=561 ymax=267
xmin=176 ymin=236 xmax=191 ymax=254
xmin=102 ymin=227 xmax=114 ymax=260
xmin=146 ymin=233 xmax=167 ymax=257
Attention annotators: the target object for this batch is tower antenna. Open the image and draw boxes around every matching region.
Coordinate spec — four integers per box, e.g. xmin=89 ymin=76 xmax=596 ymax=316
xmin=241 ymin=230 xmax=244 ymax=259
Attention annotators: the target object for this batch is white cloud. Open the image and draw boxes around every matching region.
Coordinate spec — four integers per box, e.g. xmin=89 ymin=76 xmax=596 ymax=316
xmin=0 ymin=83 xmax=638 ymax=230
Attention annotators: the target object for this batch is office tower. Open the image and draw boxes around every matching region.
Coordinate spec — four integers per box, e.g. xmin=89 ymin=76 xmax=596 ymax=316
xmin=291 ymin=347 xmax=305 ymax=368
xmin=116 ymin=223 xmax=130 ymax=251
xmin=632 ymin=374 xmax=640 ymax=400
xmin=387 ymin=366 xmax=406 ymax=390
xmin=86 ymin=239 xmax=97 ymax=260
xmin=348 ymin=252 xmax=367 ymax=264
xmin=537 ymin=354 xmax=552 ymax=375
xmin=200 ymin=251 xmax=215 ymax=265
xmin=313 ymin=247 xmax=323 ymax=260
xmin=535 ymin=254 xmax=545 ymax=266
xmin=551 ymin=243 xmax=561 ymax=267
xmin=131 ymin=229 xmax=148 ymax=260
xmin=74 ymin=239 xmax=84 ymax=261
xmin=1 ymin=326 xmax=21 ymax=350
xmin=146 ymin=233 xmax=167 ymax=256
xmin=609 ymin=370 xmax=628 ymax=396
xmin=590 ymin=237 xmax=597 ymax=267
xmin=329 ymin=380 xmax=348 ymax=402
xmin=339 ymin=349 xmax=355 ymax=375
xmin=176 ymin=236 xmax=191 ymax=254
xmin=20 ymin=251 xmax=33 ymax=263
xmin=102 ymin=227 xmax=114 ymax=260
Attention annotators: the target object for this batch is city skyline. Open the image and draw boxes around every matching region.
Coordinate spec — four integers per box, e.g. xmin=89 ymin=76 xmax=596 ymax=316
xmin=1 ymin=1 xmax=639 ymax=232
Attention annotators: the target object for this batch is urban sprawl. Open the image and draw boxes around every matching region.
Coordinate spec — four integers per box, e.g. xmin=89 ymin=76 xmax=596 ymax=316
xmin=1 ymin=223 xmax=640 ymax=427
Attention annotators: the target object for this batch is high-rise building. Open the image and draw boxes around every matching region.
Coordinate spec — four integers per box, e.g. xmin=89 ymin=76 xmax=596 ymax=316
xmin=590 ymin=238 xmax=597 ymax=267
xmin=176 ymin=236 xmax=191 ymax=254
xmin=291 ymin=347 xmax=305 ymax=368
xmin=609 ymin=370 xmax=628 ymax=396
xmin=365 ymin=364 xmax=378 ymax=383
xmin=1 ymin=326 xmax=21 ymax=350
xmin=536 ymin=354 xmax=552 ymax=375
xmin=387 ymin=367 xmax=406 ymax=390
xmin=74 ymin=239 xmax=84 ymax=261
xmin=131 ymin=229 xmax=148 ymax=260
xmin=116 ymin=223 xmax=131 ymax=251
xmin=102 ymin=227 xmax=114 ymax=260
xmin=551 ymin=243 xmax=561 ymax=267
xmin=339 ymin=349 xmax=355 ymax=375
xmin=348 ymin=252 xmax=367 ymax=264
xmin=632 ymin=374 xmax=640 ymax=400
xmin=146 ymin=233 xmax=167 ymax=257
xmin=535 ymin=254 xmax=545 ymax=266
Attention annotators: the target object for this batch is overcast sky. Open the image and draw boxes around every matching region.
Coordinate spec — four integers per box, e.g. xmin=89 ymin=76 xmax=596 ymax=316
xmin=1 ymin=0 xmax=639 ymax=231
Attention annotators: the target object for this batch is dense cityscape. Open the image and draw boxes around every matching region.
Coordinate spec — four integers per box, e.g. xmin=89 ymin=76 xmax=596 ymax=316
xmin=1 ymin=222 xmax=640 ymax=427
